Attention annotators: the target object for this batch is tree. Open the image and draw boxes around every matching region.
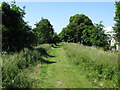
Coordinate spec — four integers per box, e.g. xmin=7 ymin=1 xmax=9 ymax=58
xmin=90 ymin=21 xmax=108 ymax=47
xmin=82 ymin=25 xmax=94 ymax=46
xmin=59 ymin=27 xmax=73 ymax=42
xmin=33 ymin=18 xmax=54 ymax=44
xmin=52 ymin=32 xmax=60 ymax=45
xmin=59 ymin=14 xmax=108 ymax=47
xmin=114 ymin=1 xmax=120 ymax=42
xmin=69 ymin=14 xmax=93 ymax=43
xmin=1 ymin=2 xmax=36 ymax=52
xmin=59 ymin=14 xmax=93 ymax=43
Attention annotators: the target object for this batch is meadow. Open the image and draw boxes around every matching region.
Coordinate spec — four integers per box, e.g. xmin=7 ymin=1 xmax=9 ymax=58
xmin=1 ymin=1 xmax=119 ymax=89
xmin=1 ymin=43 xmax=119 ymax=88
xmin=62 ymin=43 xmax=118 ymax=88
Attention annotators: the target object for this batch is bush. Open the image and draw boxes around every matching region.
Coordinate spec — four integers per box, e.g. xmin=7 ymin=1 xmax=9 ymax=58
xmin=103 ymin=45 xmax=110 ymax=51
xmin=12 ymin=72 xmax=33 ymax=88
xmin=35 ymin=48 xmax=49 ymax=57
xmin=2 ymin=44 xmax=52 ymax=88
xmin=111 ymin=45 xmax=116 ymax=49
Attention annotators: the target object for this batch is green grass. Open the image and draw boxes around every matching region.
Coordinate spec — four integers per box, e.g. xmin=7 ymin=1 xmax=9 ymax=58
xmin=62 ymin=42 xmax=118 ymax=88
xmin=2 ymin=42 xmax=118 ymax=88
xmin=39 ymin=44 xmax=94 ymax=88
xmin=38 ymin=42 xmax=118 ymax=88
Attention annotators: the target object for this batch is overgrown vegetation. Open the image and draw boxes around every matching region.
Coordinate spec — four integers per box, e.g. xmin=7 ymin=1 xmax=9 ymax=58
xmin=1 ymin=1 xmax=120 ymax=89
xmin=2 ymin=44 xmax=52 ymax=88
xmin=62 ymin=43 xmax=118 ymax=88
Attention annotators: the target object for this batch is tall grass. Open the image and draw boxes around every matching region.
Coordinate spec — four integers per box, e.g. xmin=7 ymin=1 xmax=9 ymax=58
xmin=2 ymin=44 xmax=52 ymax=88
xmin=62 ymin=42 xmax=118 ymax=88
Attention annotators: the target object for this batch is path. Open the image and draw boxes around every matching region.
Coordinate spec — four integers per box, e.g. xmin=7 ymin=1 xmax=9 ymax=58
xmin=39 ymin=44 xmax=94 ymax=88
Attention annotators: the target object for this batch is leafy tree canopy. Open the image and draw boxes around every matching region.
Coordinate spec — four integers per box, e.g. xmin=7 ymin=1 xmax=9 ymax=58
xmin=114 ymin=1 xmax=120 ymax=42
xmin=1 ymin=2 xmax=36 ymax=52
xmin=59 ymin=14 xmax=93 ymax=43
xmin=33 ymin=18 xmax=54 ymax=44
xmin=59 ymin=14 xmax=108 ymax=47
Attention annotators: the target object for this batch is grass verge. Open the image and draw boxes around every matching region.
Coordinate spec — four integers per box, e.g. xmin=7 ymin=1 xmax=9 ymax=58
xmin=62 ymin=42 xmax=118 ymax=88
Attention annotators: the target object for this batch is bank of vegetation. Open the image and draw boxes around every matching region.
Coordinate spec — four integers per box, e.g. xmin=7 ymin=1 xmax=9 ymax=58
xmin=0 ymin=1 xmax=120 ymax=88
xmin=62 ymin=43 xmax=118 ymax=88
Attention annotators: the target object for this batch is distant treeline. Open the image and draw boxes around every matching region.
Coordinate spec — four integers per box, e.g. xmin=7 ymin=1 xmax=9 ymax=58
xmin=1 ymin=2 xmax=60 ymax=53
xmin=1 ymin=1 xmax=120 ymax=52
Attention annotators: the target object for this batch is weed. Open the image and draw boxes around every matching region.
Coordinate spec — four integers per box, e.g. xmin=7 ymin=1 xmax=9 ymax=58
xmin=62 ymin=42 xmax=118 ymax=88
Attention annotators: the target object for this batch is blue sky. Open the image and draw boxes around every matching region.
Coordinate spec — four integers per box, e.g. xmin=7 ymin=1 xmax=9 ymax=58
xmin=11 ymin=2 xmax=116 ymax=33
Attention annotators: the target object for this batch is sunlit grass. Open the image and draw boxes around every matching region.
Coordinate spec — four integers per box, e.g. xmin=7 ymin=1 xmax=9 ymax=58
xmin=62 ymin=42 xmax=118 ymax=88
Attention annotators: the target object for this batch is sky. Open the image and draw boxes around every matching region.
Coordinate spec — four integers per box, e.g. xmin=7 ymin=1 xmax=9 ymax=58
xmin=1 ymin=1 xmax=116 ymax=33
xmin=1 ymin=0 xmax=116 ymax=2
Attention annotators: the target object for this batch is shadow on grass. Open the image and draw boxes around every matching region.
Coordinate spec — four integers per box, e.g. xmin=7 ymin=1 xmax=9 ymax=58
xmin=51 ymin=43 xmax=62 ymax=48
xmin=48 ymin=55 xmax=56 ymax=57
xmin=53 ymin=46 xmax=60 ymax=48
xmin=35 ymin=47 xmax=56 ymax=64
xmin=39 ymin=57 xmax=56 ymax=64
xmin=52 ymin=45 xmax=61 ymax=48
xmin=56 ymin=44 xmax=62 ymax=46
xmin=35 ymin=48 xmax=56 ymax=57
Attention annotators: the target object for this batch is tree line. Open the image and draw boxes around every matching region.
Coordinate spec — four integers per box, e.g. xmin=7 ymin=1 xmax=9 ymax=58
xmin=1 ymin=2 xmax=60 ymax=52
xmin=59 ymin=14 xmax=108 ymax=47
xmin=1 ymin=1 xmax=120 ymax=53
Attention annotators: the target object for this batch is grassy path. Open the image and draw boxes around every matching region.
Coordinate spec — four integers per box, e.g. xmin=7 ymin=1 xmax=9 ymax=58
xmin=39 ymin=44 xmax=95 ymax=88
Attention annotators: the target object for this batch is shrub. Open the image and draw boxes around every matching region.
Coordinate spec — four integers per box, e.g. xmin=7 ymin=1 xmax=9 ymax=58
xmin=2 ymin=44 xmax=51 ymax=88
xmin=103 ymin=45 xmax=110 ymax=51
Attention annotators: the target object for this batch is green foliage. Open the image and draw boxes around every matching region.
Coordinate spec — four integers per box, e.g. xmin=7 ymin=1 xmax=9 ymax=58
xmin=59 ymin=14 xmax=93 ymax=43
xmin=90 ymin=21 xmax=109 ymax=47
xmin=59 ymin=27 xmax=71 ymax=42
xmin=114 ymin=1 xmax=120 ymax=42
xmin=52 ymin=32 xmax=60 ymax=45
xmin=1 ymin=2 xmax=36 ymax=52
xmin=12 ymin=72 xmax=32 ymax=88
xmin=33 ymin=18 xmax=54 ymax=44
xmin=59 ymin=14 xmax=108 ymax=47
xmin=2 ymin=49 xmax=38 ymax=88
xmin=62 ymin=43 xmax=118 ymax=88
xmin=35 ymin=44 xmax=52 ymax=54
xmin=103 ymin=45 xmax=110 ymax=51
xmin=69 ymin=14 xmax=93 ymax=26
xmin=82 ymin=25 xmax=94 ymax=46
xmin=2 ymin=44 xmax=52 ymax=88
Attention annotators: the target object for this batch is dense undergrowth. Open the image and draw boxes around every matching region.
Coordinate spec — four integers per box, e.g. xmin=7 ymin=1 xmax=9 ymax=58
xmin=1 ymin=43 xmax=119 ymax=88
xmin=2 ymin=44 xmax=52 ymax=88
xmin=62 ymin=43 xmax=118 ymax=88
